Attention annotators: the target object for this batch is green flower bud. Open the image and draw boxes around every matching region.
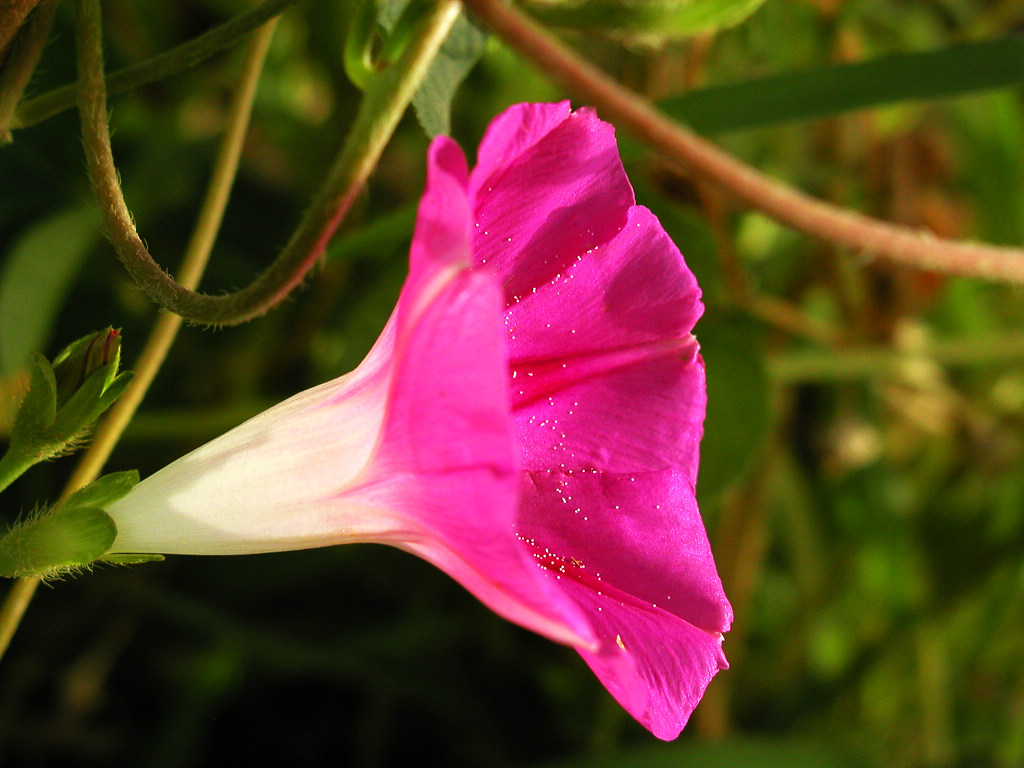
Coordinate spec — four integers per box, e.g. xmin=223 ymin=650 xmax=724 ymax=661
xmin=0 ymin=330 xmax=133 ymax=493
xmin=52 ymin=328 xmax=121 ymax=408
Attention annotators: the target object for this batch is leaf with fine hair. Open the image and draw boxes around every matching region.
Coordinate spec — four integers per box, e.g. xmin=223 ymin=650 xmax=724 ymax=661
xmin=0 ymin=506 xmax=117 ymax=579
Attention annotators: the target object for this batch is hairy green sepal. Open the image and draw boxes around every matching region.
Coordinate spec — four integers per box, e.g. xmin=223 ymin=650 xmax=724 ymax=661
xmin=0 ymin=471 xmax=140 ymax=578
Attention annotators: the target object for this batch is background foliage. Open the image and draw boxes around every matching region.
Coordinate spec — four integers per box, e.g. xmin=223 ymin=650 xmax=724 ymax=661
xmin=2 ymin=0 xmax=1024 ymax=765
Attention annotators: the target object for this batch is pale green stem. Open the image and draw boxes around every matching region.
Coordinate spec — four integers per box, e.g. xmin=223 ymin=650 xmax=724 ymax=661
xmin=768 ymin=332 xmax=1024 ymax=383
xmin=11 ymin=0 xmax=300 ymax=131
xmin=0 ymin=578 xmax=38 ymax=663
xmin=0 ymin=16 xmax=278 ymax=664
xmin=78 ymin=0 xmax=461 ymax=325
xmin=0 ymin=0 xmax=57 ymax=142
xmin=464 ymin=0 xmax=1024 ymax=285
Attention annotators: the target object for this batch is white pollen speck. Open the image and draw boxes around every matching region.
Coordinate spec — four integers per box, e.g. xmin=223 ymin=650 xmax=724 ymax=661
xmin=616 ymin=634 xmax=626 ymax=651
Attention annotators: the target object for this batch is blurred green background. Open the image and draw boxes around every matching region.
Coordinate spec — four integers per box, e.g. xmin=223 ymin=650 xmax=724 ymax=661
xmin=3 ymin=0 xmax=1024 ymax=765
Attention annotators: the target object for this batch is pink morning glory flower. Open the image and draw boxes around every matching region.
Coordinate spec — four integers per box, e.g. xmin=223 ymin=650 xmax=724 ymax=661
xmin=105 ymin=102 xmax=732 ymax=739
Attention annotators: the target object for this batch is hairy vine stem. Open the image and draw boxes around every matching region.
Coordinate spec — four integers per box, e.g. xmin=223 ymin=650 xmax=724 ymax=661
xmin=0 ymin=0 xmax=57 ymax=141
xmin=463 ymin=0 xmax=1024 ymax=285
xmin=77 ymin=0 xmax=461 ymax=325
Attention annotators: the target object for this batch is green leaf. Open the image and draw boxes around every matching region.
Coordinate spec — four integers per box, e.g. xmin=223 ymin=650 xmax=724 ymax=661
xmin=519 ymin=0 xmax=767 ymax=43
xmin=96 ymin=370 xmax=134 ymax=413
xmin=63 ymin=471 xmax=140 ymax=511
xmin=380 ymin=0 xmax=487 ymax=136
xmin=10 ymin=353 xmax=57 ymax=440
xmin=697 ymin=310 xmax=770 ymax=500
xmin=0 ymin=506 xmax=117 ymax=579
xmin=411 ymin=8 xmax=488 ymax=136
xmin=0 ymin=205 xmax=100 ymax=377
xmin=663 ymin=35 xmax=1024 ymax=135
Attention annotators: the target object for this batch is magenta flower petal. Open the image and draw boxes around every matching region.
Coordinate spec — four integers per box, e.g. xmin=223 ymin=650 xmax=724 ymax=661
xmin=559 ymin=578 xmax=729 ymax=740
xmin=517 ymin=469 xmax=731 ymax=635
xmin=469 ymin=102 xmax=636 ymax=304
xmin=352 ymin=142 xmax=595 ymax=644
xmin=473 ymin=103 xmax=729 ymax=734
xmin=106 ymin=102 xmax=730 ymax=739
xmin=511 ymin=342 xmax=706 ymax=482
xmin=502 ymin=206 xmax=703 ymax=360
xmin=348 ymin=263 xmax=594 ymax=648
xmin=517 ymin=468 xmax=729 ymax=738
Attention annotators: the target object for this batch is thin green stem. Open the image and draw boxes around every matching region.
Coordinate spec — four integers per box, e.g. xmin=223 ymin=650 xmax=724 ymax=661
xmin=0 ymin=578 xmax=39 ymax=662
xmin=464 ymin=0 xmax=1024 ymax=285
xmin=0 ymin=15 xmax=278 ymax=664
xmin=12 ymin=0 xmax=300 ymax=131
xmin=0 ymin=0 xmax=57 ymax=142
xmin=78 ymin=0 xmax=460 ymax=326
xmin=767 ymin=331 xmax=1024 ymax=383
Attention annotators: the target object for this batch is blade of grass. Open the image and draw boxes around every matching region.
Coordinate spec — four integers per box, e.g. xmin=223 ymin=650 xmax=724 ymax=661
xmin=664 ymin=36 xmax=1024 ymax=135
